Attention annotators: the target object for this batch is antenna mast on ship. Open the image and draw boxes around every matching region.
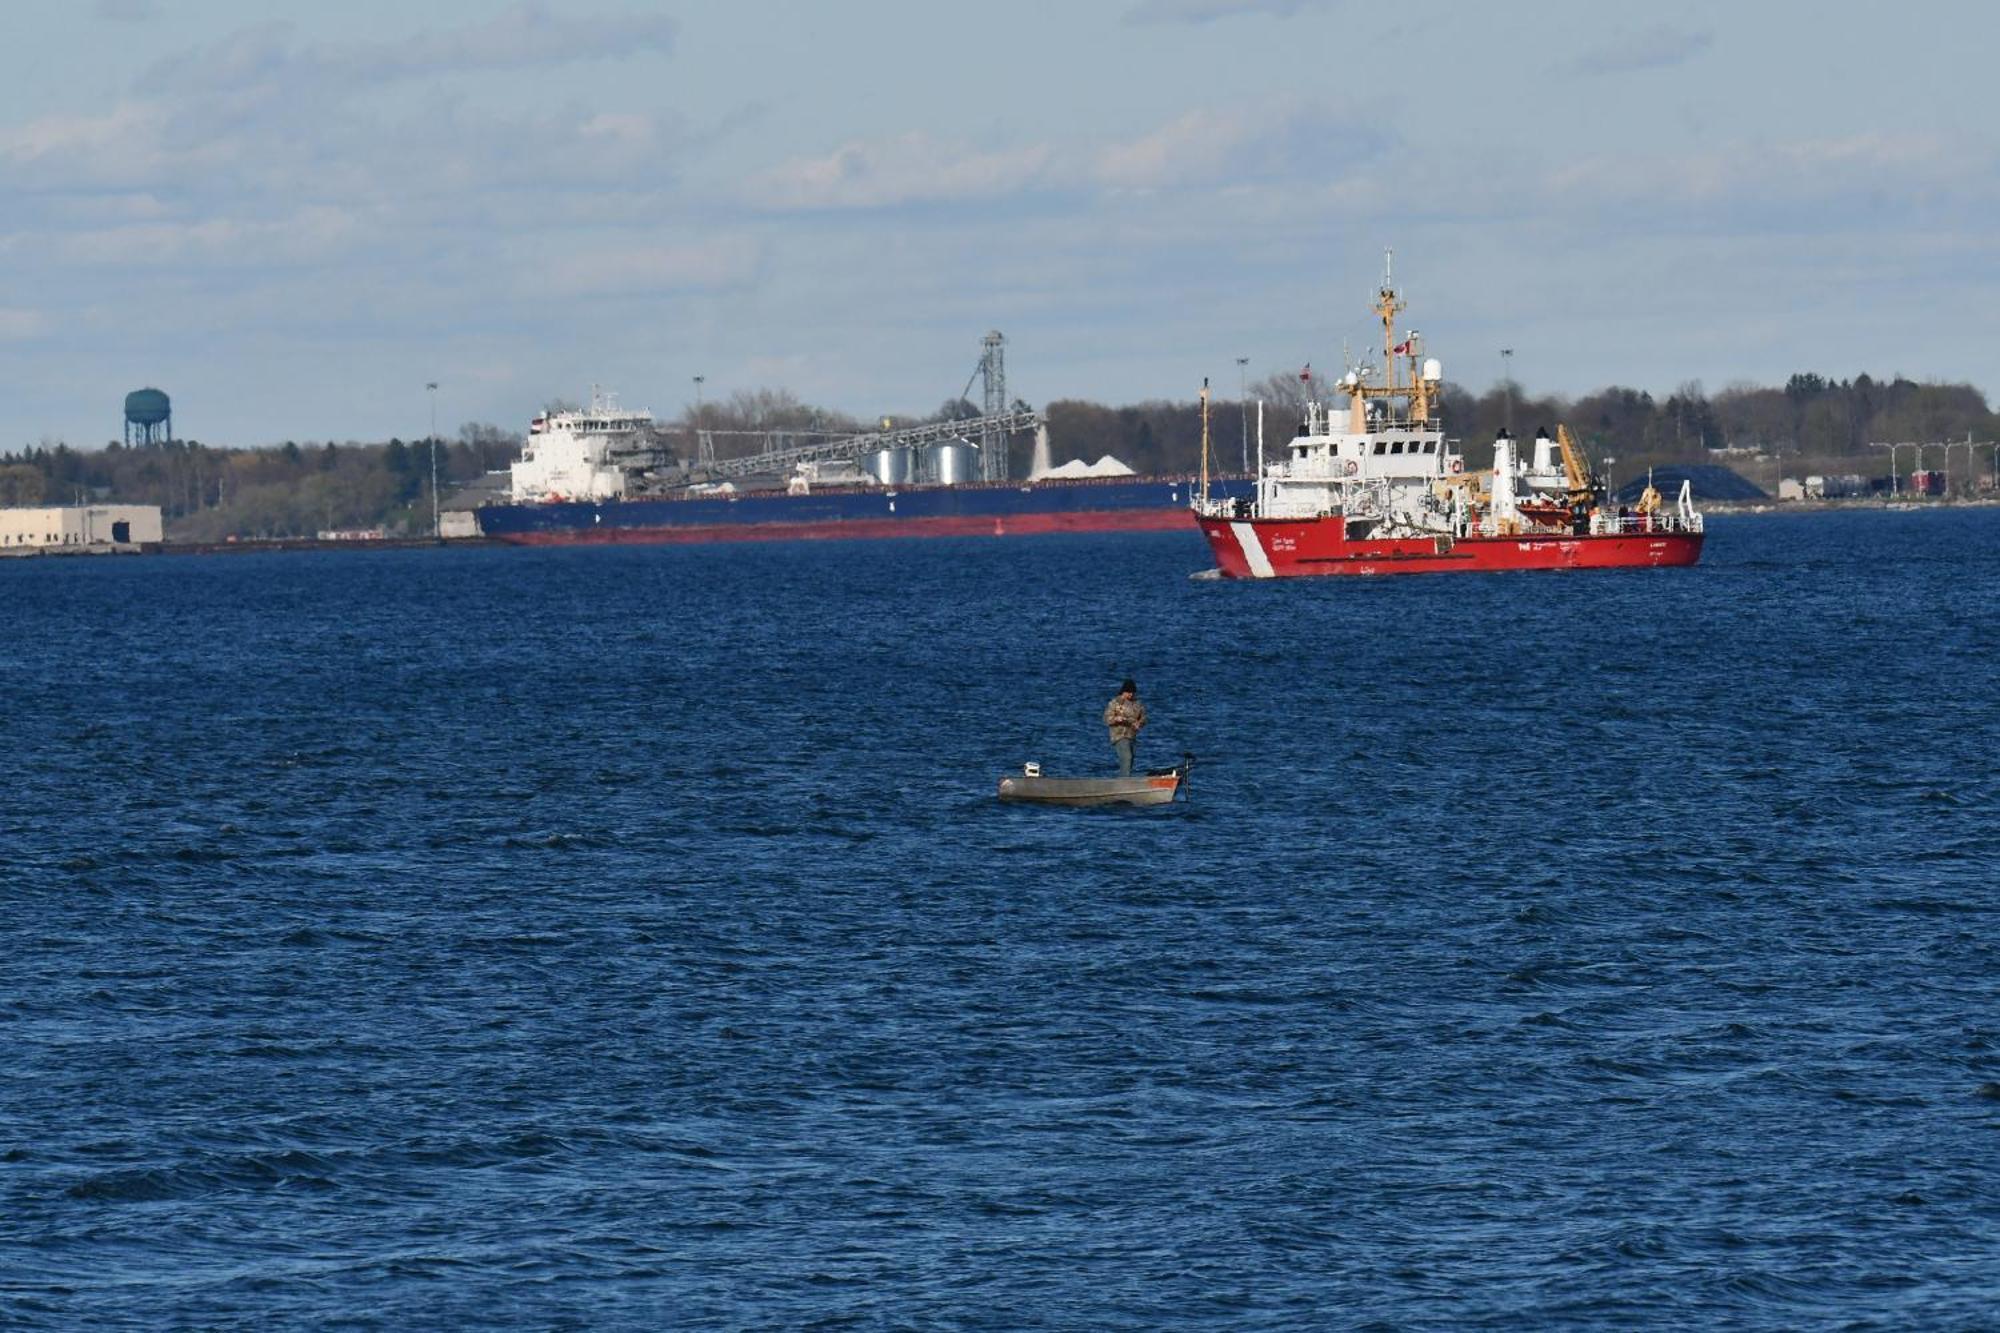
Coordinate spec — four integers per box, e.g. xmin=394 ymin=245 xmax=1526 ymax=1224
xmin=1199 ymin=378 xmax=1212 ymax=508
xmin=1377 ymin=248 xmax=1404 ymax=397
xmin=1352 ymin=246 xmax=1436 ymax=428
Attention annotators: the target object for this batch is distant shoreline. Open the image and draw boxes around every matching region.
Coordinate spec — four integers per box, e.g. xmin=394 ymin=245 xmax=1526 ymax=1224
xmin=1705 ymin=496 xmax=2000 ymax=516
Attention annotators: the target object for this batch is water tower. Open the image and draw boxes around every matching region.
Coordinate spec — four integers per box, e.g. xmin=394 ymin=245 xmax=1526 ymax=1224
xmin=124 ymin=387 xmax=172 ymax=446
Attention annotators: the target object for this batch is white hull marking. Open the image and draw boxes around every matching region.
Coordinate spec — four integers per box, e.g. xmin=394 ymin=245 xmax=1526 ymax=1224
xmin=1230 ymin=522 xmax=1275 ymax=578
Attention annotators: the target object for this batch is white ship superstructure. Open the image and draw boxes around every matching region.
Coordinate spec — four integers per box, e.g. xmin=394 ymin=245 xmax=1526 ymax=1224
xmin=1252 ymin=381 xmax=1460 ymax=536
xmin=509 ymin=389 xmax=660 ymax=503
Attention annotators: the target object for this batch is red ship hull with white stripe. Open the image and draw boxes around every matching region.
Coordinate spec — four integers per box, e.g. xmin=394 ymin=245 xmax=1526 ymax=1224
xmin=1198 ymin=515 xmax=1703 ymax=577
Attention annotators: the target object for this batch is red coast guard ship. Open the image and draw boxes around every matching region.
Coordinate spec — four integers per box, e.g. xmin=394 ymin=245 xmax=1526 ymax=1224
xmin=1193 ymin=268 xmax=1703 ymax=577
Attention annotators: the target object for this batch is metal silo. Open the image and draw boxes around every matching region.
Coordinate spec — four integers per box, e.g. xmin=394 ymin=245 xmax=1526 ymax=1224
xmin=868 ymin=447 xmax=912 ymax=485
xmin=928 ymin=441 xmax=978 ymax=485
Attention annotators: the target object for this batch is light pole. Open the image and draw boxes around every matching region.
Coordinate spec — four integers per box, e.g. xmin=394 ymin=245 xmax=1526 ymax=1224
xmin=426 ymin=381 xmax=439 ymax=537
xmin=1945 ymin=432 xmax=1976 ymax=499
xmin=692 ymin=375 xmax=706 ymax=467
xmin=1501 ymin=348 xmax=1514 ymax=432
xmin=1235 ymin=357 xmax=1249 ymax=475
xmin=1875 ymin=441 xmax=1917 ymax=496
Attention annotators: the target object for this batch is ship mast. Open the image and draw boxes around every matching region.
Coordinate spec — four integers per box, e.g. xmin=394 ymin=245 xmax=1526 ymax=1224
xmin=1345 ymin=247 xmax=1435 ymax=429
xmin=1379 ymin=249 xmax=1403 ymax=396
xmin=1199 ymin=378 xmax=1211 ymax=506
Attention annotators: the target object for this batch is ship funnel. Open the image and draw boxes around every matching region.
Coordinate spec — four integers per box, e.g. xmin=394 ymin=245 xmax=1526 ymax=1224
xmin=1490 ymin=433 xmax=1520 ymax=522
xmin=1532 ymin=429 xmax=1556 ymax=475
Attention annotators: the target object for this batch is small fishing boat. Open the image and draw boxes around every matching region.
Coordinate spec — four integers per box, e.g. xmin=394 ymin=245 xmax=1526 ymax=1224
xmin=996 ymin=756 xmax=1193 ymax=807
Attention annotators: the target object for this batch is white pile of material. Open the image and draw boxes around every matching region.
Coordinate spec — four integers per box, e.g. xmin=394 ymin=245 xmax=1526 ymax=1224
xmin=1031 ymin=455 xmax=1136 ymax=480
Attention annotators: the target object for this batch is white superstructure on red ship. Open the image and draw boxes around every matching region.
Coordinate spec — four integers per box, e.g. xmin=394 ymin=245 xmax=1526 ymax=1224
xmin=1195 ymin=263 xmax=1703 ymax=577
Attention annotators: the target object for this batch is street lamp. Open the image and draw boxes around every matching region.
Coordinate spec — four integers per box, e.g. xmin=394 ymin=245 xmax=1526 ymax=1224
xmin=426 ymin=381 xmax=439 ymax=537
xmin=1872 ymin=441 xmax=1907 ymax=496
xmin=1235 ymin=357 xmax=1249 ymax=474
xmin=693 ymin=374 xmax=706 ymax=467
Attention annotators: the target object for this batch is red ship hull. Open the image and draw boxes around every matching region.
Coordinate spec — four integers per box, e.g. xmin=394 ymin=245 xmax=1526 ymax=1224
xmin=1198 ymin=515 xmax=1703 ymax=577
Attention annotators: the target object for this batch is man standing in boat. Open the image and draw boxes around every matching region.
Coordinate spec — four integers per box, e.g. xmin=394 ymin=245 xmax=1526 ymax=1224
xmin=1104 ymin=679 xmax=1147 ymax=776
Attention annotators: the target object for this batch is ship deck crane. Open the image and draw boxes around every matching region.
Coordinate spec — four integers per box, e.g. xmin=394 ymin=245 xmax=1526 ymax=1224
xmin=1557 ymin=425 xmax=1597 ymax=507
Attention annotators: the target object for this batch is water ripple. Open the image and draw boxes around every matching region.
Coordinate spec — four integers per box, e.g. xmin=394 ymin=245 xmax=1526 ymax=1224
xmin=2 ymin=514 xmax=1997 ymax=1327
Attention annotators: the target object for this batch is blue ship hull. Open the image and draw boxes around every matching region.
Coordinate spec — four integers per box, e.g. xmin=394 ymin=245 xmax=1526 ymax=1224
xmin=476 ymin=476 xmax=1253 ymax=545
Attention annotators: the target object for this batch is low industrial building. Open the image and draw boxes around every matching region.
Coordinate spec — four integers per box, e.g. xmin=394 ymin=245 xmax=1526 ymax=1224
xmin=1804 ymin=474 xmax=1871 ymax=499
xmin=0 ymin=505 xmax=163 ymax=553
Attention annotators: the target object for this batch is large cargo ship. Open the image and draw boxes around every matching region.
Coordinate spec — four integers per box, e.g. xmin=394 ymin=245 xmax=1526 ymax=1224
xmin=468 ymin=391 xmax=1249 ymax=545
xmin=1192 ymin=267 xmax=1704 ymax=577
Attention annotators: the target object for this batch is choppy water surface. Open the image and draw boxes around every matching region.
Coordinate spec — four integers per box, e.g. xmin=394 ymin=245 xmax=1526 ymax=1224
xmin=4 ymin=510 xmax=1997 ymax=1328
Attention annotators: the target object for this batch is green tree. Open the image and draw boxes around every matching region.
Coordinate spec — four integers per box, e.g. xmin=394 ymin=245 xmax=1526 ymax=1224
xmin=0 ymin=463 xmax=46 ymax=504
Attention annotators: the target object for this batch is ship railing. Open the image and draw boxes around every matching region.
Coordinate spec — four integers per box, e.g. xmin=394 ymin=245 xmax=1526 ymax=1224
xmin=1587 ymin=511 xmax=1705 ymax=536
xmin=1193 ymin=495 xmax=1253 ymax=520
xmin=1460 ymin=510 xmax=1708 ymax=538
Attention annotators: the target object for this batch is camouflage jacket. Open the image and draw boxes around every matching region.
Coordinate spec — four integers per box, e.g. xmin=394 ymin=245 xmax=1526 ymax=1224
xmin=1103 ymin=695 xmax=1147 ymax=742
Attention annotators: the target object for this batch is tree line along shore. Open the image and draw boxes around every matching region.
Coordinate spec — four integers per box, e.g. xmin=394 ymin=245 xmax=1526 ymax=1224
xmin=2 ymin=373 xmax=1993 ymax=541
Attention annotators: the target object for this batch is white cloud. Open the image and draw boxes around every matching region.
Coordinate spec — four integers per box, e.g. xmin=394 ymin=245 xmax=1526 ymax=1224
xmin=747 ymin=134 xmax=1055 ymax=211
xmin=0 ymin=103 xmax=165 ymax=171
xmin=94 ymin=0 xmax=157 ymax=21
xmin=145 ymin=4 xmax=675 ymax=95
xmin=1124 ymin=0 xmax=1336 ymax=24
xmin=747 ymin=103 xmax=1383 ymax=210
xmin=55 ymin=207 xmax=365 ymax=267
xmin=1545 ymin=133 xmax=1974 ymax=223
xmin=0 ymin=309 xmax=48 ymax=341
xmin=1092 ymin=104 xmax=1372 ymax=190
xmin=538 ymin=238 xmax=763 ymax=296
xmin=0 ymin=9 xmax=684 ymax=200
xmin=1567 ymin=25 xmax=1713 ymax=77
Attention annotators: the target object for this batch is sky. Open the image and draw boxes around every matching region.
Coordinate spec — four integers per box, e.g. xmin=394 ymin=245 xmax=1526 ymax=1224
xmin=3 ymin=0 xmax=1997 ymax=449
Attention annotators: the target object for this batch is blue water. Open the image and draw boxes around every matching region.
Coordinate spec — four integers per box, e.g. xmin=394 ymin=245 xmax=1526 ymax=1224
xmin=4 ymin=511 xmax=1997 ymax=1328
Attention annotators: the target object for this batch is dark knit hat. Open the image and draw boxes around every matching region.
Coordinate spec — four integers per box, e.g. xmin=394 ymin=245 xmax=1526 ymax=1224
xmin=1120 ymin=678 xmax=1137 ymax=694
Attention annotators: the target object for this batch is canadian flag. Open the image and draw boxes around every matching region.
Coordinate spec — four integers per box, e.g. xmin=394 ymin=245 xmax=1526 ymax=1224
xmin=1392 ymin=340 xmax=1411 ymax=355
xmin=1299 ymin=363 xmax=1312 ymax=382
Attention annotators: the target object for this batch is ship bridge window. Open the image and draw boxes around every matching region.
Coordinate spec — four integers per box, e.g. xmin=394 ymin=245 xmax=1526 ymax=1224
xmin=1390 ymin=441 xmax=1405 ymax=455
xmin=1422 ymin=441 xmax=1436 ymax=454
xmin=1372 ymin=442 xmax=1387 ymax=455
